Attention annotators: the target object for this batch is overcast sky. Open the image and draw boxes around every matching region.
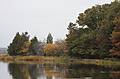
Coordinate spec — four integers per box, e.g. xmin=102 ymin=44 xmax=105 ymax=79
xmin=0 ymin=0 xmax=112 ymax=47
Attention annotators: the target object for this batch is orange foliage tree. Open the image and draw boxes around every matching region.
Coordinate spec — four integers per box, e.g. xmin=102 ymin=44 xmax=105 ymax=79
xmin=44 ymin=44 xmax=59 ymax=56
xmin=44 ymin=40 xmax=68 ymax=56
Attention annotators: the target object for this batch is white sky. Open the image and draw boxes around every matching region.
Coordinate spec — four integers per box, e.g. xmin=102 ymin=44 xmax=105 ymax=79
xmin=0 ymin=0 xmax=111 ymax=47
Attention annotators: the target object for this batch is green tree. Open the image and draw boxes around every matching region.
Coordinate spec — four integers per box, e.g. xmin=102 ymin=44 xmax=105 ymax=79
xmin=8 ymin=32 xmax=21 ymax=55
xmin=7 ymin=32 xmax=30 ymax=56
xmin=66 ymin=1 xmax=120 ymax=58
xmin=28 ymin=37 xmax=39 ymax=55
xmin=47 ymin=33 xmax=53 ymax=44
xmin=66 ymin=22 xmax=82 ymax=57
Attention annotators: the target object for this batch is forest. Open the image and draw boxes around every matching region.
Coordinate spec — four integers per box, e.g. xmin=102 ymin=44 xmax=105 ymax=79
xmin=7 ymin=1 xmax=120 ymax=59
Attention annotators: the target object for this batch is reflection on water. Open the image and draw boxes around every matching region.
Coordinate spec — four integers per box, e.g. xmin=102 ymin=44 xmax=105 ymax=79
xmin=8 ymin=63 xmax=65 ymax=79
xmin=6 ymin=63 xmax=120 ymax=79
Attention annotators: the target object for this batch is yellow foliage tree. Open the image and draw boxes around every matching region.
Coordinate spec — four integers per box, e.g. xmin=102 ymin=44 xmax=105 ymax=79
xmin=44 ymin=44 xmax=59 ymax=56
xmin=44 ymin=40 xmax=68 ymax=56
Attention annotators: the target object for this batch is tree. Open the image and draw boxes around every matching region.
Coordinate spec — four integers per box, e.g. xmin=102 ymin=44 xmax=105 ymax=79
xmin=43 ymin=39 xmax=68 ymax=56
xmin=66 ymin=22 xmax=83 ymax=57
xmin=20 ymin=41 xmax=30 ymax=54
xmin=28 ymin=37 xmax=39 ymax=55
xmin=8 ymin=32 xmax=21 ymax=55
xmin=66 ymin=1 xmax=120 ymax=58
xmin=55 ymin=39 xmax=68 ymax=56
xmin=47 ymin=33 xmax=53 ymax=44
xmin=7 ymin=32 xmax=30 ymax=55
xmin=38 ymin=41 xmax=46 ymax=55
xmin=19 ymin=32 xmax=30 ymax=55
xmin=110 ymin=17 xmax=120 ymax=58
xmin=44 ymin=44 xmax=59 ymax=56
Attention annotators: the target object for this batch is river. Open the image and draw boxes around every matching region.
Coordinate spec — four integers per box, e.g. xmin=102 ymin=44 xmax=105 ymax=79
xmin=0 ymin=61 xmax=120 ymax=79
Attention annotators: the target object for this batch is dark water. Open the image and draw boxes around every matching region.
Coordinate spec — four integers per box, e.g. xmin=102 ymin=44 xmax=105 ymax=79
xmin=0 ymin=62 xmax=120 ymax=79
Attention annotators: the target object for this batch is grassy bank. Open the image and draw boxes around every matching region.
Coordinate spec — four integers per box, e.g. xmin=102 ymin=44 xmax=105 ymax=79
xmin=0 ymin=55 xmax=69 ymax=64
xmin=0 ymin=55 xmax=120 ymax=66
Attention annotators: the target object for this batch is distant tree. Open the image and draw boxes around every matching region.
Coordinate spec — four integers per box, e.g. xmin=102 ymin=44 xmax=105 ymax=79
xmin=8 ymin=32 xmax=21 ymax=55
xmin=7 ymin=32 xmax=30 ymax=55
xmin=20 ymin=41 xmax=30 ymax=55
xmin=38 ymin=40 xmax=46 ymax=55
xmin=28 ymin=37 xmax=39 ymax=55
xmin=19 ymin=32 xmax=30 ymax=55
xmin=47 ymin=33 xmax=53 ymax=44
xmin=55 ymin=39 xmax=68 ymax=56
xmin=44 ymin=44 xmax=59 ymax=56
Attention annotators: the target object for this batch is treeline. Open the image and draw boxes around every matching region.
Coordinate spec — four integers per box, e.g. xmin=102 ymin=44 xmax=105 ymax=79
xmin=7 ymin=1 xmax=120 ymax=59
xmin=66 ymin=1 xmax=120 ymax=58
xmin=8 ymin=32 xmax=67 ymax=56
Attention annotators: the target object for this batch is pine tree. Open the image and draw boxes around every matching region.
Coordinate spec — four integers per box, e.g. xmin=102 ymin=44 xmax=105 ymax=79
xmin=8 ymin=32 xmax=21 ymax=55
xmin=28 ymin=37 xmax=39 ymax=55
xmin=47 ymin=33 xmax=53 ymax=44
xmin=7 ymin=32 xmax=30 ymax=56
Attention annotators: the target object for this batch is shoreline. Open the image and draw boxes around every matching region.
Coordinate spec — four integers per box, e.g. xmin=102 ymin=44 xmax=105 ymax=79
xmin=0 ymin=55 xmax=69 ymax=64
xmin=0 ymin=55 xmax=120 ymax=66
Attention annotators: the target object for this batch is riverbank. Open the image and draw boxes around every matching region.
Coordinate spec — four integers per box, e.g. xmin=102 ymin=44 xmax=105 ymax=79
xmin=0 ymin=55 xmax=120 ymax=66
xmin=0 ymin=55 xmax=69 ymax=64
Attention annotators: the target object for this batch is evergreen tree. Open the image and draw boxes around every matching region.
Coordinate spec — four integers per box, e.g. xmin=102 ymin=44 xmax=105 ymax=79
xmin=7 ymin=32 xmax=30 ymax=56
xmin=66 ymin=1 xmax=120 ymax=58
xmin=28 ymin=37 xmax=39 ymax=55
xmin=8 ymin=32 xmax=21 ymax=55
xmin=47 ymin=33 xmax=53 ymax=44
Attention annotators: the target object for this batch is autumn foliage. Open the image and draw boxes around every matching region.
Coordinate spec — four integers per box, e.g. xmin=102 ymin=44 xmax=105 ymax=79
xmin=110 ymin=17 xmax=120 ymax=57
xmin=44 ymin=44 xmax=58 ymax=56
xmin=43 ymin=40 xmax=67 ymax=56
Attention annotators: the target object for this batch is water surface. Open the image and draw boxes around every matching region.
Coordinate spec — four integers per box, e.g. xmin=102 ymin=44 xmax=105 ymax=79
xmin=0 ymin=62 xmax=120 ymax=79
